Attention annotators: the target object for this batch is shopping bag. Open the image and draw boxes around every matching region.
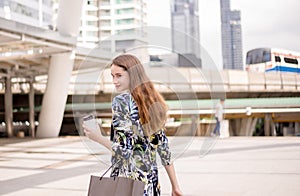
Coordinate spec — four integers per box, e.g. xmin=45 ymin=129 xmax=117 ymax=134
xmin=87 ymin=175 xmax=145 ymax=196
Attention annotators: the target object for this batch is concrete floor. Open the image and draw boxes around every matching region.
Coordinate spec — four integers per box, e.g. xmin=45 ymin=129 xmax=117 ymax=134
xmin=0 ymin=136 xmax=300 ymax=196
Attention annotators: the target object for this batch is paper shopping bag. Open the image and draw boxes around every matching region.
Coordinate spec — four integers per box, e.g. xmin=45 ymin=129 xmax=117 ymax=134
xmin=87 ymin=175 xmax=145 ymax=196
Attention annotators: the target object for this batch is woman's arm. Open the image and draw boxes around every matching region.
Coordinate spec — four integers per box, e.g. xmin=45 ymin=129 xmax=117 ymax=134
xmin=83 ymin=94 xmax=132 ymax=154
xmin=156 ymin=130 xmax=183 ymax=195
xmin=83 ymin=124 xmax=112 ymax=152
xmin=164 ymin=163 xmax=183 ymax=196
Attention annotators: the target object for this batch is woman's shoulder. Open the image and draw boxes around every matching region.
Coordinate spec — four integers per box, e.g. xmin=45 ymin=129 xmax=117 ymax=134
xmin=113 ymin=92 xmax=131 ymax=102
xmin=112 ymin=92 xmax=132 ymax=110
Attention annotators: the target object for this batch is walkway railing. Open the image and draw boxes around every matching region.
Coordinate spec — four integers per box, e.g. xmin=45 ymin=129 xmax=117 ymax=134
xmin=3 ymin=68 xmax=300 ymax=94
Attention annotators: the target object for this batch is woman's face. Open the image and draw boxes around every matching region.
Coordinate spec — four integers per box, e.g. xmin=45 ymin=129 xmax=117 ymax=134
xmin=111 ymin=64 xmax=130 ymax=92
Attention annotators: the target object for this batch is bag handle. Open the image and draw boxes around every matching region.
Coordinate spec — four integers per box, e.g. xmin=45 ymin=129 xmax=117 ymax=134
xmin=99 ymin=159 xmax=123 ymax=180
xmin=99 ymin=164 xmax=114 ymax=180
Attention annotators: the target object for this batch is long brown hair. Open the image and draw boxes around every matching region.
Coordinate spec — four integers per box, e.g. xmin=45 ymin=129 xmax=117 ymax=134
xmin=112 ymin=54 xmax=168 ymax=135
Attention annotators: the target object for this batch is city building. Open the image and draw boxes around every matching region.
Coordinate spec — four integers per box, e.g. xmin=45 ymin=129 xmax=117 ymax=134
xmin=0 ymin=0 xmax=148 ymax=58
xmin=170 ymin=0 xmax=201 ymax=67
xmin=220 ymin=0 xmax=243 ymax=70
xmin=78 ymin=0 xmax=148 ymax=60
xmin=0 ymin=0 xmax=53 ymax=28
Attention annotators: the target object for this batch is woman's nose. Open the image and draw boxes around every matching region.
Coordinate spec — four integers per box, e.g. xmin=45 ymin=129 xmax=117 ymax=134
xmin=112 ymin=77 xmax=118 ymax=84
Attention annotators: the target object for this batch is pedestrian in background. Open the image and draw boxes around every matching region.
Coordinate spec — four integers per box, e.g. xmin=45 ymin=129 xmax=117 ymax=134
xmin=211 ymin=98 xmax=225 ymax=136
xmin=83 ymin=54 xmax=183 ymax=196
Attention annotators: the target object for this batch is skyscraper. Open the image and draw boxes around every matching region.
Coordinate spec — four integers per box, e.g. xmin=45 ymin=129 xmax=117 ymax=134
xmin=171 ymin=0 xmax=201 ymax=67
xmin=220 ymin=0 xmax=243 ymax=70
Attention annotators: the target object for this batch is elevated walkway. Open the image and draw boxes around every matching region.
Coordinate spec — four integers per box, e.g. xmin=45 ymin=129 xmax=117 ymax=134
xmin=0 ymin=17 xmax=111 ymax=78
xmin=65 ymin=67 xmax=300 ymax=95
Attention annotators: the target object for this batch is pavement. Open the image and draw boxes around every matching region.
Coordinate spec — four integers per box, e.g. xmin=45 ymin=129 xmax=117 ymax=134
xmin=1 ymin=136 xmax=300 ymax=196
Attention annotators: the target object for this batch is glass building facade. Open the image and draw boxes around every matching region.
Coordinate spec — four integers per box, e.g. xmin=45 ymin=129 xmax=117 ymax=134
xmin=220 ymin=0 xmax=243 ymax=70
xmin=79 ymin=0 xmax=148 ymax=53
xmin=0 ymin=0 xmax=53 ymax=28
xmin=171 ymin=0 xmax=201 ymax=67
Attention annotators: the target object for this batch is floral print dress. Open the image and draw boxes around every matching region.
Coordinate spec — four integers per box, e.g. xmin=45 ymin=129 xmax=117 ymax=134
xmin=110 ymin=92 xmax=171 ymax=196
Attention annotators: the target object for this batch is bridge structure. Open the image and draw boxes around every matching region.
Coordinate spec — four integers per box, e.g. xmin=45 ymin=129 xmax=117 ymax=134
xmin=65 ymin=68 xmax=300 ymax=137
xmin=1 ymin=67 xmax=299 ymax=138
xmin=0 ymin=2 xmax=299 ymax=138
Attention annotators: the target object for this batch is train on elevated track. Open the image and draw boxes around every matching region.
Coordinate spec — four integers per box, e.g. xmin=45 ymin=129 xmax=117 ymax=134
xmin=246 ymin=48 xmax=300 ymax=73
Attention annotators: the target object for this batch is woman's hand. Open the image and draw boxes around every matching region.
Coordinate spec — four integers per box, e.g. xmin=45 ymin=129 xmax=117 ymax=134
xmin=172 ymin=188 xmax=183 ymax=196
xmin=82 ymin=123 xmax=103 ymax=143
xmin=83 ymin=123 xmax=112 ymax=151
xmin=164 ymin=164 xmax=183 ymax=196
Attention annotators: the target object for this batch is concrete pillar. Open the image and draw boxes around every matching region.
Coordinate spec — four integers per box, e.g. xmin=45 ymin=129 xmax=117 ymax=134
xmin=29 ymin=78 xmax=35 ymax=137
xmin=243 ymin=117 xmax=258 ymax=136
xmin=36 ymin=0 xmax=84 ymax=137
xmin=4 ymin=75 xmax=13 ymax=137
xmin=270 ymin=119 xmax=276 ymax=136
xmin=191 ymin=114 xmax=198 ymax=136
xmin=295 ymin=122 xmax=300 ymax=136
xmin=239 ymin=118 xmax=247 ymax=136
xmin=235 ymin=119 xmax=242 ymax=136
xmin=250 ymin=118 xmax=258 ymax=136
xmin=264 ymin=114 xmax=272 ymax=136
xmin=36 ymin=53 xmax=74 ymax=137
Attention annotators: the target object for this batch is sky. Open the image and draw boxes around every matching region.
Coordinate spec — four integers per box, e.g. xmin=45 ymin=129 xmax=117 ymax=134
xmin=146 ymin=0 xmax=300 ymax=69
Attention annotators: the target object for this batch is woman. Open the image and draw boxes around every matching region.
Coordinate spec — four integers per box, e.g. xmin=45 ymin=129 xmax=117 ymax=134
xmin=83 ymin=54 xmax=183 ymax=196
